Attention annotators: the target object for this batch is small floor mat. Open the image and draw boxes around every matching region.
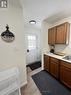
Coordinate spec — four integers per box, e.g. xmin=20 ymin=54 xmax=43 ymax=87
xmin=27 ymin=61 xmax=41 ymax=70
xmin=32 ymin=70 xmax=71 ymax=95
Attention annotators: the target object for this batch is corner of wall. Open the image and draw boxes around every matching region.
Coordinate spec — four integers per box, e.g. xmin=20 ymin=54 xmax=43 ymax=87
xmin=21 ymin=81 xmax=27 ymax=88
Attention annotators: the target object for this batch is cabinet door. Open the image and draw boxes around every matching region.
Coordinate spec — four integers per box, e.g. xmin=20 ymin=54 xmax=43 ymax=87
xmin=60 ymin=61 xmax=71 ymax=89
xmin=56 ymin=22 xmax=70 ymax=44
xmin=48 ymin=27 xmax=56 ymax=44
xmin=49 ymin=57 xmax=59 ymax=79
xmin=44 ymin=55 xmax=49 ymax=72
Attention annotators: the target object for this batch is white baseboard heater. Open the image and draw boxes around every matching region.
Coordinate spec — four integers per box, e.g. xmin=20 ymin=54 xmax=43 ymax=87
xmin=0 ymin=67 xmax=21 ymax=95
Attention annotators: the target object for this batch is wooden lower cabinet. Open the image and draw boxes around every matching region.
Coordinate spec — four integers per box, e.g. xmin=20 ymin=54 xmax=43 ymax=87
xmin=49 ymin=57 xmax=59 ymax=79
xmin=60 ymin=61 xmax=71 ymax=89
xmin=44 ymin=54 xmax=71 ymax=89
xmin=44 ymin=55 xmax=49 ymax=72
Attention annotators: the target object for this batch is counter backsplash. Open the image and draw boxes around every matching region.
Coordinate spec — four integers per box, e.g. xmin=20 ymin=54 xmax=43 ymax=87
xmin=49 ymin=45 xmax=71 ymax=55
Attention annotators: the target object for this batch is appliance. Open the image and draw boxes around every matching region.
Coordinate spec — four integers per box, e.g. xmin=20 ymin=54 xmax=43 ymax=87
xmin=50 ymin=45 xmax=55 ymax=53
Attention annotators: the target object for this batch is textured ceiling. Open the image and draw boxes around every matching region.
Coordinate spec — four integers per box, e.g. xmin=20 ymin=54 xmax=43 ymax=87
xmin=20 ymin=0 xmax=71 ymax=28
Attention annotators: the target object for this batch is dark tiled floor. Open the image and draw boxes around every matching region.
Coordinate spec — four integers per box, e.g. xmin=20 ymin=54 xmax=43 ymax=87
xmin=32 ymin=70 xmax=71 ymax=95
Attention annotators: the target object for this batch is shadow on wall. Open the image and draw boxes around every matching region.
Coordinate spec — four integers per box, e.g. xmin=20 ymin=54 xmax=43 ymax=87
xmin=55 ymin=44 xmax=71 ymax=55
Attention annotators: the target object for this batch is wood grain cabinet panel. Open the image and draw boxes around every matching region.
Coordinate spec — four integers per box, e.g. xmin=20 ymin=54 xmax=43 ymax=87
xmin=48 ymin=22 xmax=70 ymax=44
xmin=60 ymin=61 xmax=71 ymax=89
xmin=56 ymin=22 xmax=70 ymax=44
xmin=44 ymin=54 xmax=71 ymax=89
xmin=49 ymin=57 xmax=59 ymax=79
xmin=48 ymin=27 xmax=56 ymax=44
xmin=44 ymin=55 xmax=49 ymax=72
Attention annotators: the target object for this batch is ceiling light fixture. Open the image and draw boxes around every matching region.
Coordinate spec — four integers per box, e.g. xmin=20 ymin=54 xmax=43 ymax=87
xmin=29 ymin=20 xmax=36 ymax=25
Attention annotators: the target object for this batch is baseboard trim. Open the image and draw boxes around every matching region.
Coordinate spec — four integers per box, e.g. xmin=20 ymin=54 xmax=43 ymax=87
xmin=26 ymin=60 xmax=41 ymax=66
xmin=20 ymin=81 xmax=27 ymax=88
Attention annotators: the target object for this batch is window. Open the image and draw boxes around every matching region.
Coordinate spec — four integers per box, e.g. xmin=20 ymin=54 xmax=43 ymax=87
xmin=28 ymin=35 xmax=36 ymax=50
xmin=0 ymin=0 xmax=7 ymax=8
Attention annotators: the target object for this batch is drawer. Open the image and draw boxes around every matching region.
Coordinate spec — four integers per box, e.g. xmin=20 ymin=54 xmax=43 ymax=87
xmin=50 ymin=57 xmax=59 ymax=63
xmin=60 ymin=61 xmax=71 ymax=69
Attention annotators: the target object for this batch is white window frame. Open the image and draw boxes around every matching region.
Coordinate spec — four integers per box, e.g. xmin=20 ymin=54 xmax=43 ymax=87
xmin=27 ymin=35 xmax=37 ymax=50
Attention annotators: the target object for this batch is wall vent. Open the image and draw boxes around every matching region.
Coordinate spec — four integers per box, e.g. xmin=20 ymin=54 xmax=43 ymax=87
xmin=0 ymin=0 xmax=7 ymax=8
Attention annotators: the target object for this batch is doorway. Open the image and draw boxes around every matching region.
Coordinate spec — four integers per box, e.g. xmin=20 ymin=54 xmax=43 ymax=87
xmin=26 ymin=35 xmax=38 ymax=65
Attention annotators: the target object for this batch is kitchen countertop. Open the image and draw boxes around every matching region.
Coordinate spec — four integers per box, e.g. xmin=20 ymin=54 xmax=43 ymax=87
xmin=44 ymin=52 xmax=71 ymax=63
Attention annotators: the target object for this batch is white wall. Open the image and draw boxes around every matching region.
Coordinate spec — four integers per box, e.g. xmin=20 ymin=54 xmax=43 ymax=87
xmin=41 ymin=21 xmax=51 ymax=69
xmin=42 ymin=16 xmax=71 ymax=55
xmin=0 ymin=0 xmax=27 ymax=86
xmin=24 ymin=25 xmax=41 ymax=65
xmin=41 ymin=21 xmax=50 ymax=53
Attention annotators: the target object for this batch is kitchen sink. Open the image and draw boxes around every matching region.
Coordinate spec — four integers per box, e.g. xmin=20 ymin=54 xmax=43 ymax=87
xmin=62 ymin=55 xmax=71 ymax=60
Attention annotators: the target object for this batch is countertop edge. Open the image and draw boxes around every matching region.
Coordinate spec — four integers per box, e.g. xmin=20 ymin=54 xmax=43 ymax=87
xmin=44 ymin=53 xmax=71 ymax=63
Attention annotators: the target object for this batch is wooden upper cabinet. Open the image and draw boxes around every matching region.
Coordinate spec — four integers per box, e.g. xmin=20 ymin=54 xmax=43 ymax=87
xmin=48 ymin=22 xmax=70 ymax=44
xmin=48 ymin=27 xmax=56 ymax=44
xmin=56 ymin=22 xmax=70 ymax=44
